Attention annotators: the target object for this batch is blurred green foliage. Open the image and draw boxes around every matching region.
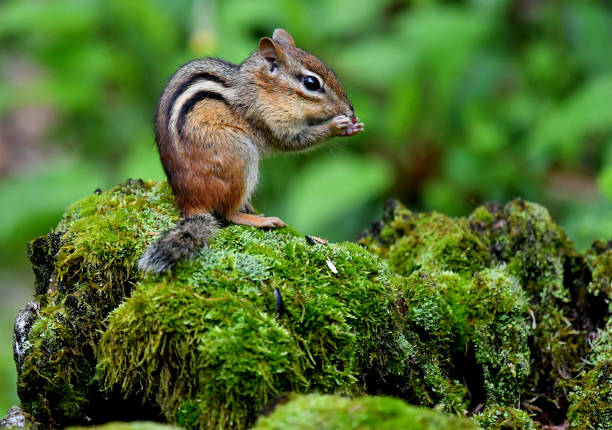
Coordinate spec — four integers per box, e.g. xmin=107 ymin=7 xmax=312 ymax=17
xmin=1 ymin=0 xmax=612 ymax=414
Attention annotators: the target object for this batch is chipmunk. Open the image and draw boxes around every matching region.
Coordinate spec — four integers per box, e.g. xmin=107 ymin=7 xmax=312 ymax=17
xmin=138 ymin=28 xmax=364 ymax=272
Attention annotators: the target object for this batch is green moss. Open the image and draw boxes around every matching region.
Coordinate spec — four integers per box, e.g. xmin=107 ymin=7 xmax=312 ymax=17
xmin=18 ymin=180 xmax=179 ymax=426
xmin=567 ymin=362 xmax=612 ymax=429
xmin=53 ymin=179 xmax=178 ymax=299
xmin=370 ymin=328 xmax=468 ymax=415
xmin=387 ymin=212 xmax=489 ymax=276
xmin=474 ymin=405 xmax=538 ymax=430
xmin=101 ymin=285 xmax=301 ymax=430
xmin=567 ymin=318 xmax=612 ymax=429
xmin=97 ymin=225 xmax=413 ymax=429
xmin=467 ymin=200 xmax=603 ymax=418
xmin=585 ymin=239 xmax=612 ymax=308
xmin=17 ymin=303 xmax=89 ymax=421
xmin=360 ymin=198 xmax=606 ymax=423
xmin=465 ymin=269 xmax=530 ymax=404
xmin=590 ymin=320 xmax=612 ymax=365
xmin=468 ymin=200 xmax=573 ymax=301
xmin=251 ymin=394 xmax=477 ymax=430
xmin=358 ymin=200 xmax=490 ymax=276
xmin=401 ymin=267 xmax=530 ymax=405
xmin=469 ymin=205 xmax=494 ymax=226
xmin=360 ymin=201 xmax=532 ymax=406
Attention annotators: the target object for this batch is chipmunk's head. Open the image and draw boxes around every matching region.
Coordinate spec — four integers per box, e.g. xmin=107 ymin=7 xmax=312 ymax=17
xmin=248 ymin=29 xmax=358 ymax=150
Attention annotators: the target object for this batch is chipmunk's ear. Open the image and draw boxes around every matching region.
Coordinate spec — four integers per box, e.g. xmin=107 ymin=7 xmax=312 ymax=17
xmin=272 ymin=28 xmax=295 ymax=47
xmin=259 ymin=37 xmax=284 ymax=68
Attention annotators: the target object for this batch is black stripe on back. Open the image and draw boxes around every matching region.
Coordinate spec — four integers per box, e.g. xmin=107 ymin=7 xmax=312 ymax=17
xmin=177 ymin=91 xmax=228 ymax=137
xmin=166 ymin=72 xmax=229 ymax=128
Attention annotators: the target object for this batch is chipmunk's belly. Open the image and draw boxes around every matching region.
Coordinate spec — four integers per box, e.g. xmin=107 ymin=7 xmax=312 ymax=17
xmin=243 ymin=139 xmax=259 ymax=202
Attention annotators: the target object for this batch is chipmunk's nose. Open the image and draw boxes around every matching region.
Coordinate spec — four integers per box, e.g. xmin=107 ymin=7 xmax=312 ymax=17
xmin=336 ymin=101 xmax=355 ymax=120
xmin=342 ymin=102 xmax=355 ymax=119
xmin=348 ymin=104 xmax=356 ymax=121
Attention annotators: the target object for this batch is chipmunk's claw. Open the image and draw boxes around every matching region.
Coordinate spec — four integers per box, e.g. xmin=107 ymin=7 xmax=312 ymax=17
xmin=341 ymin=122 xmax=364 ymax=137
xmin=332 ymin=114 xmax=364 ymax=137
xmin=331 ymin=114 xmax=352 ymax=131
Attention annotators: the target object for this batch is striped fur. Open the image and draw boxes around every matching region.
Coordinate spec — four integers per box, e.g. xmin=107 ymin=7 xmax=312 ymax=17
xmin=176 ymin=90 xmax=229 ymax=137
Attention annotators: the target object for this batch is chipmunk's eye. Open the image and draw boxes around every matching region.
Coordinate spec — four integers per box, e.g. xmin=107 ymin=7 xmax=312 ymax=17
xmin=302 ymin=75 xmax=321 ymax=91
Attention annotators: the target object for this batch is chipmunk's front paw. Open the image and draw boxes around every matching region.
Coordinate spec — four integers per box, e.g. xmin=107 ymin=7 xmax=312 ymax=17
xmin=331 ymin=115 xmax=364 ymax=137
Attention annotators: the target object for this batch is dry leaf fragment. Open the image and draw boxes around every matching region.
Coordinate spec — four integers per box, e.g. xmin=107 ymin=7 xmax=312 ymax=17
xmin=305 ymin=235 xmax=328 ymax=245
xmin=311 ymin=235 xmax=328 ymax=245
xmin=326 ymin=257 xmax=338 ymax=274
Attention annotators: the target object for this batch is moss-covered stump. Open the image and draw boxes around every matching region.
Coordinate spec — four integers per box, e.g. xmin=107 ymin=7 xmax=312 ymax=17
xmin=251 ymin=394 xmax=477 ymax=429
xmin=13 ymin=182 xmax=612 ymax=429
xmin=358 ymin=198 xmax=611 ymax=427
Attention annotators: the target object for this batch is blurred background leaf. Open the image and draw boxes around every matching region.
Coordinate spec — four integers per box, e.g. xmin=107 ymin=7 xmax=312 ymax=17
xmin=1 ymin=0 xmax=612 ymax=413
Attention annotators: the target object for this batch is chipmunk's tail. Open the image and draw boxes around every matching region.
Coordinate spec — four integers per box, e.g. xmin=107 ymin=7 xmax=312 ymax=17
xmin=137 ymin=213 xmax=220 ymax=273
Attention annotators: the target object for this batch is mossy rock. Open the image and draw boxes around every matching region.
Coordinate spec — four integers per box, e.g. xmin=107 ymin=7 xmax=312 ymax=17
xmin=13 ymin=183 xmax=611 ymax=429
xmin=17 ymin=180 xmax=178 ymax=426
xmin=359 ymin=198 xmax=611 ymax=426
xmin=251 ymin=394 xmax=477 ymax=430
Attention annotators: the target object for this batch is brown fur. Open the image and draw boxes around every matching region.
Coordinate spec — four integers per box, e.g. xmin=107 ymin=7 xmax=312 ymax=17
xmin=176 ymin=101 xmax=249 ymax=217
